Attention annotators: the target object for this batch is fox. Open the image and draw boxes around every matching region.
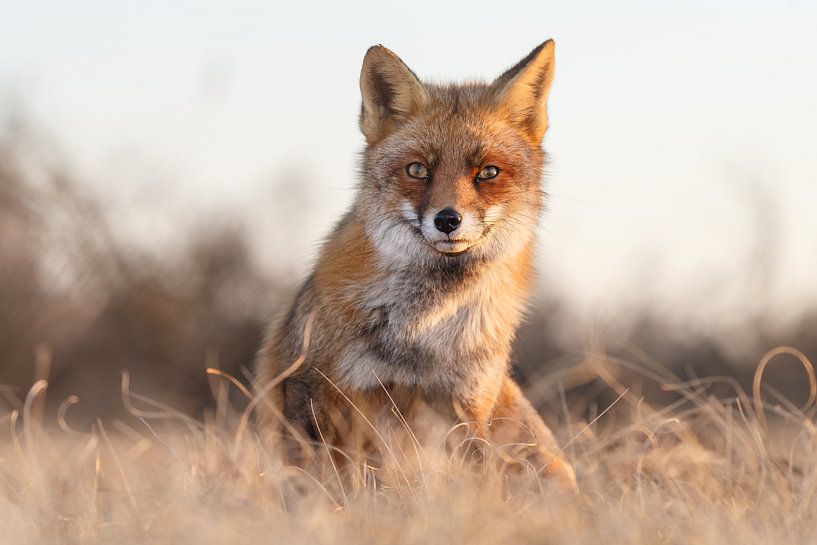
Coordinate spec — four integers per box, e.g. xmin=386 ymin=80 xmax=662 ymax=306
xmin=255 ymin=39 xmax=577 ymax=490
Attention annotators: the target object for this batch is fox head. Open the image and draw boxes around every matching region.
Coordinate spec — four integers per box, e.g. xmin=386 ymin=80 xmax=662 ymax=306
xmin=356 ymin=40 xmax=555 ymax=266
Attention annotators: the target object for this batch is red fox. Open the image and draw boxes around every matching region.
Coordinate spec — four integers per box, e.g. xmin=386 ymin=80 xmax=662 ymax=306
xmin=255 ymin=39 xmax=576 ymax=489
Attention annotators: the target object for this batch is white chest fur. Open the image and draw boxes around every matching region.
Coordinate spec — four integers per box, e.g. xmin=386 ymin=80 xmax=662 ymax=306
xmin=334 ymin=260 xmax=527 ymax=392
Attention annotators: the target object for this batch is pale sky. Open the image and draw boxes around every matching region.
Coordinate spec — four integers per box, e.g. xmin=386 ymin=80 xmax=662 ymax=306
xmin=2 ymin=0 xmax=816 ymax=323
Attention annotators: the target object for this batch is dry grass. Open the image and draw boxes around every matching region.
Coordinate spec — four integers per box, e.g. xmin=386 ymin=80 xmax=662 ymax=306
xmin=1 ymin=348 xmax=817 ymax=545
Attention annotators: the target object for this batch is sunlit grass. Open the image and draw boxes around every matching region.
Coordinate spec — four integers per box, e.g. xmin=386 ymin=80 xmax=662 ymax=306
xmin=1 ymin=347 xmax=816 ymax=544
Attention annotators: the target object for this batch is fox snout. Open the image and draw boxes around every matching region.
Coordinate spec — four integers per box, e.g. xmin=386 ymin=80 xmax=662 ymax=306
xmin=416 ymin=204 xmax=494 ymax=255
xmin=424 ymin=205 xmax=473 ymax=254
xmin=433 ymin=207 xmax=461 ymax=235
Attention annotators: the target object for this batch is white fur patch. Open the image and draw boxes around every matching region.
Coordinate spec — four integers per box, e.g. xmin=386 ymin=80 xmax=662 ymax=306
xmin=335 ymin=344 xmax=396 ymax=390
xmin=483 ymin=205 xmax=504 ymax=226
xmin=399 ymin=200 xmax=420 ymax=226
xmin=366 ymin=217 xmax=424 ymax=265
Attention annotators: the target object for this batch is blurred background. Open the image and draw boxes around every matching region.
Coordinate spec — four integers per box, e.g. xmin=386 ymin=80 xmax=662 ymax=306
xmin=1 ymin=0 xmax=816 ymax=427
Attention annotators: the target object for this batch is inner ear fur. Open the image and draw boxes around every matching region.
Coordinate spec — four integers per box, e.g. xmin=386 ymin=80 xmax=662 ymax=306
xmin=491 ymin=39 xmax=556 ymax=143
xmin=359 ymin=45 xmax=428 ymax=144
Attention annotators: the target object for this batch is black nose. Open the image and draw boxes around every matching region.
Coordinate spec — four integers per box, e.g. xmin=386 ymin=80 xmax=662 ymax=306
xmin=434 ymin=208 xmax=462 ymax=234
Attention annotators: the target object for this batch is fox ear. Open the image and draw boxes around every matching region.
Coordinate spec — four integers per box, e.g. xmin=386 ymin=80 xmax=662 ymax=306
xmin=359 ymin=45 xmax=427 ymax=144
xmin=492 ymin=40 xmax=556 ymax=143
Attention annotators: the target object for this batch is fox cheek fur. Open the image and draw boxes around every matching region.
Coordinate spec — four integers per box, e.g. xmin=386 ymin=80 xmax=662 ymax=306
xmin=255 ymin=39 xmax=577 ymax=490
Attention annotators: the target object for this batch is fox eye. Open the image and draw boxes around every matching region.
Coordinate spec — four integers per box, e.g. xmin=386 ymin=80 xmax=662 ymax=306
xmin=406 ymin=162 xmax=430 ymax=180
xmin=476 ymin=165 xmax=500 ymax=182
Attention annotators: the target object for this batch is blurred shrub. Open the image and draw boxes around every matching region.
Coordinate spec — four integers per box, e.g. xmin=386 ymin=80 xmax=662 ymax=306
xmin=0 ymin=129 xmax=288 ymax=428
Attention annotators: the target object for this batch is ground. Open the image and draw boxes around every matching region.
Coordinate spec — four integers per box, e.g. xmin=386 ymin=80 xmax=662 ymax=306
xmin=1 ymin=356 xmax=815 ymax=545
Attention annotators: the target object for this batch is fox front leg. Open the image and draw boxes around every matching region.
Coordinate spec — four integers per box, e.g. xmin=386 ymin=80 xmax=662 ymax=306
xmin=489 ymin=378 xmax=578 ymax=491
xmin=457 ymin=376 xmax=578 ymax=492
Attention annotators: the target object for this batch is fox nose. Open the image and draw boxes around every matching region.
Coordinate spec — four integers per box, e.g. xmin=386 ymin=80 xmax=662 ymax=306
xmin=434 ymin=208 xmax=462 ymax=235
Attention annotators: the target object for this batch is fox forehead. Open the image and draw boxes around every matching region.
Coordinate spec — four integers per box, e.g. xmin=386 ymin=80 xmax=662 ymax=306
xmin=418 ymin=83 xmax=499 ymax=117
xmin=375 ymin=94 xmax=539 ymax=171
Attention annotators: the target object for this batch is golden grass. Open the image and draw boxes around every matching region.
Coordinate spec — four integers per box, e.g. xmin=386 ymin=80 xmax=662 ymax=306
xmin=2 ymin=348 xmax=817 ymax=545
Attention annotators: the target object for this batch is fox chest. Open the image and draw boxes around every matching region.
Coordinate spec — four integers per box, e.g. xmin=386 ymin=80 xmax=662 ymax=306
xmin=333 ymin=271 xmax=523 ymax=392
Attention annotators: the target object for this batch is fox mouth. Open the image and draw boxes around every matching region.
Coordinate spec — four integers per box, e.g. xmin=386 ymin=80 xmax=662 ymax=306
xmin=431 ymin=239 xmax=473 ymax=254
xmin=406 ymin=223 xmax=476 ymax=255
